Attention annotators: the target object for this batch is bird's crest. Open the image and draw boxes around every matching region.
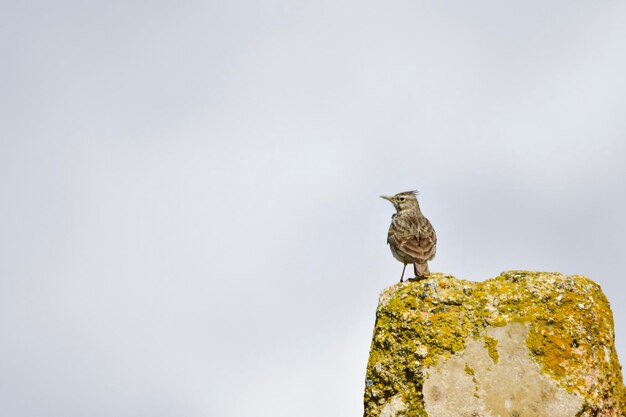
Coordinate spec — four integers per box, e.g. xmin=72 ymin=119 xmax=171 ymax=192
xmin=397 ymin=190 xmax=419 ymax=196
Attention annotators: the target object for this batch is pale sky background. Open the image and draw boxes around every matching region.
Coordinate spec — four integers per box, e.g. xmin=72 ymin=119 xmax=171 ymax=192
xmin=2 ymin=1 xmax=626 ymax=416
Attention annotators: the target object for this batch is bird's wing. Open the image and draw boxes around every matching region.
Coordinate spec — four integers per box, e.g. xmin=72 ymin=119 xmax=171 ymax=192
xmin=388 ymin=214 xmax=436 ymax=261
xmin=418 ymin=216 xmax=437 ymax=259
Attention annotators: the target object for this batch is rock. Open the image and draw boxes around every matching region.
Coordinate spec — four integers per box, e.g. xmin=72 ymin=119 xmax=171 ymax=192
xmin=363 ymin=271 xmax=626 ymax=417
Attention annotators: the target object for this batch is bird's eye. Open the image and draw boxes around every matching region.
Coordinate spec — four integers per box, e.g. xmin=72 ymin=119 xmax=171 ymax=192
xmin=399 ymin=197 xmax=405 ymax=201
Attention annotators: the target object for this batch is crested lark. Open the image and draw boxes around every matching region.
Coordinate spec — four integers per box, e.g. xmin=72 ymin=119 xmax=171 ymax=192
xmin=381 ymin=190 xmax=437 ymax=282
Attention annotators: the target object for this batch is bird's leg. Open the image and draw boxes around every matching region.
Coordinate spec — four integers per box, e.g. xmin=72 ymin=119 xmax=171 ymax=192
xmin=400 ymin=263 xmax=407 ymax=282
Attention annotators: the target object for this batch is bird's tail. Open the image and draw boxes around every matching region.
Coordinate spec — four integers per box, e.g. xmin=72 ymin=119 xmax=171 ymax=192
xmin=414 ymin=262 xmax=430 ymax=278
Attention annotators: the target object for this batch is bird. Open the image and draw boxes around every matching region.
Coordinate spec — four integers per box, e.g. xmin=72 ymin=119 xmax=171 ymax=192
xmin=380 ymin=190 xmax=437 ymax=282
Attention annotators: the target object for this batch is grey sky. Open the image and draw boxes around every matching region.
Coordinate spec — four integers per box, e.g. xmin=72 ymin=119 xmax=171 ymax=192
xmin=2 ymin=1 xmax=626 ymax=416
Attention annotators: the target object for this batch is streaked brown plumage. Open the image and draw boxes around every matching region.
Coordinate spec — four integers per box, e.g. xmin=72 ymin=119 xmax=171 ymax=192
xmin=380 ymin=190 xmax=437 ymax=282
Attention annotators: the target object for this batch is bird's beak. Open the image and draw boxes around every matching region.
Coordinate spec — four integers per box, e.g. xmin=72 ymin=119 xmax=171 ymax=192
xmin=380 ymin=195 xmax=393 ymax=202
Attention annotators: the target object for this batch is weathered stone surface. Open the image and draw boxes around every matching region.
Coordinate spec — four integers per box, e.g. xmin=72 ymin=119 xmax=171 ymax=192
xmin=423 ymin=322 xmax=583 ymax=416
xmin=363 ymin=271 xmax=626 ymax=417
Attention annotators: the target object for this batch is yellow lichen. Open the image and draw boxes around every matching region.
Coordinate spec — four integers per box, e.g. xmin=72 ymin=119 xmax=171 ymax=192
xmin=363 ymin=271 xmax=626 ymax=417
xmin=483 ymin=336 xmax=499 ymax=364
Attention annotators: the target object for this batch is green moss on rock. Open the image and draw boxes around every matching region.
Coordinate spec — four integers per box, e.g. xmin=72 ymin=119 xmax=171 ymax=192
xmin=363 ymin=271 xmax=626 ymax=417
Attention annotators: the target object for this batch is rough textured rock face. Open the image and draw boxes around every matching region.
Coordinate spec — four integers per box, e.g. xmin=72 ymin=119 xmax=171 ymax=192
xmin=363 ymin=271 xmax=626 ymax=417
